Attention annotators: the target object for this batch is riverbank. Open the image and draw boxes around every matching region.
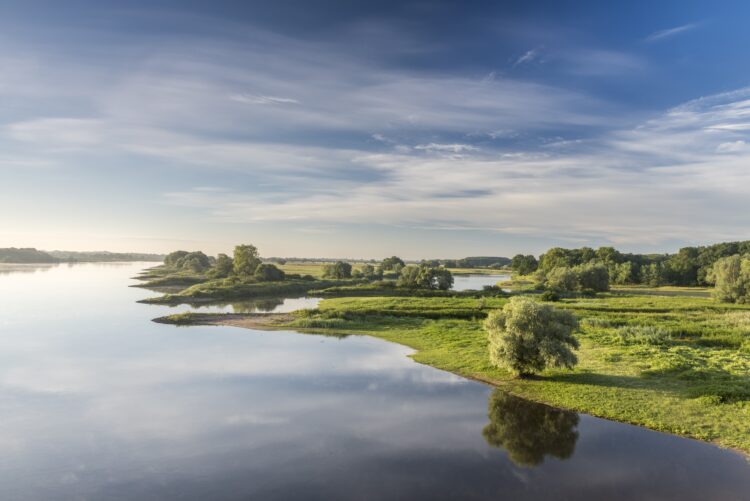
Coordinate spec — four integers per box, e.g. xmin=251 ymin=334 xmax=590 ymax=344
xmin=154 ymin=293 xmax=750 ymax=456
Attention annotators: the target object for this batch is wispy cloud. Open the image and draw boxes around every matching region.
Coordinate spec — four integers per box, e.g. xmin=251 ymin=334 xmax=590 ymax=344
xmin=513 ymin=47 xmax=542 ymax=67
xmin=162 ymin=86 xmax=750 ymax=246
xmin=645 ymin=23 xmax=698 ymax=43
xmin=230 ymin=94 xmax=300 ymax=105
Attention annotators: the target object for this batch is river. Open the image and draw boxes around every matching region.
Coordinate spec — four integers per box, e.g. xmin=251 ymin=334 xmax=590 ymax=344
xmin=0 ymin=263 xmax=747 ymax=500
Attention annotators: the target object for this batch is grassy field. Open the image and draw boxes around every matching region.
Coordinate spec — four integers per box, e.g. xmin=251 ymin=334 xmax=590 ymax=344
xmin=279 ymin=292 xmax=750 ymax=454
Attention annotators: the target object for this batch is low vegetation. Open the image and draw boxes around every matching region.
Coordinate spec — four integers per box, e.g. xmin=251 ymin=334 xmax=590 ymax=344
xmin=268 ymin=291 xmax=750 ymax=453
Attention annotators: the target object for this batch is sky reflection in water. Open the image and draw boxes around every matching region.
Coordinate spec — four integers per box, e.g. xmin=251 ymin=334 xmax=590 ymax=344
xmin=0 ymin=263 xmax=748 ymax=500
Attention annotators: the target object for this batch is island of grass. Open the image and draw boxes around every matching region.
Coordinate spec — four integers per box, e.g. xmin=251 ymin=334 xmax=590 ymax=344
xmin=155 ymin=291 xmax=750 ymax=456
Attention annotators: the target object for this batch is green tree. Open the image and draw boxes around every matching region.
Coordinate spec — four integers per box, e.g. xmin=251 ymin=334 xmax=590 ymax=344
xmin=709 ymin=254 xmax=750 ymax=303
xmin=574 ymin=263 xmax=609 ymax=292
xmin=164 ymin=250 xmax=189 ymax=267
xmin=485 ymin=297 xmax=579 ymax=377
xmin=254 ymin=263 xmax=286 ymax=282
xmin=511 ymin=254 xmax=538 ymax=275
xmin=381 ymin=256 xmax=405 ymax=271
xmin=211 ymin=253 xmax=233 ymax=278
xmin=545 ymin=266 xmax=578 ymax=292
xmin=233 ymin=244 xmax=261 ymax=278
xmin=353 ymin=263 xmax=382 ymax=280
xmin=323 ymin=261 xmax=352 ymax=279
xmin=397 ymin=264 xmax=453 ymax=290
xmin=482 ymin=390 xmax=579 ymax=467
xmin=611 ymin=261 xmax=637 ymax=285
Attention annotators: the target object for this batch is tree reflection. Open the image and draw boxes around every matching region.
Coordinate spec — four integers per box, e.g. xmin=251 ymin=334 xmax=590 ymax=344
xmin=231 ymin=298 xmax=284 ymax=313
xmin=482 ymin=390 xmax=579 ymax=467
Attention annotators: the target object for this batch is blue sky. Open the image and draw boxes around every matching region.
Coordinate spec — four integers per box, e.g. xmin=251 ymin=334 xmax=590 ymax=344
xmin=2 ymin=0 xmax=750 ymax=258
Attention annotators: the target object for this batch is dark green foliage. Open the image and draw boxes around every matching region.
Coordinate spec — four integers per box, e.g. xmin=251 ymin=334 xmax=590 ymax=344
xmin=211 ymin=253 xmax=233 ymax=278
xmin=511 ymin=254 xmax=539 ymax=275
xmin=352 ymin=263 xmax=383 ymax=280
xmin=397 ymin=265 xmax=453 ymax=290
xmin=233 ymin=244 xmax=261 ymax=278
xmin=482 ymin=391 xmax=579 ymax=467
xmin=254 ymin=263 xmax=286 ymax=282
xmin=575 ymin=263 xmax=609 ymax=292
xmin=381 ymin=256 xmax=405 ymax=271
xmin=485 ymin=297 xmax=579 ymax=376
xmin=537 ymin=240 xmax=750 ymax=287
xmin=164 ymin=250 xmax=211 ymax=272
xmin=323 ymin=261 xmax=353 ymax=279
xmin=540 ymin=290 xmax=561 ymax=302
xmin=164 ymin=250 xmax=189 ymax=267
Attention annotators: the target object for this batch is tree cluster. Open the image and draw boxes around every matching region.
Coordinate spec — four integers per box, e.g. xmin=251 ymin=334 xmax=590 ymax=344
xmin=544 ymin=263 xmax=609 ymax=293
xmin=397 ymin=264 xmax=453 ymax=290
xmin=322 ymin=261 xmax=353 ymax=279
xmin=164 ymin=250 xmax=212 ymax=273
xmin=536 ymin=241 xmax=750 ymax=287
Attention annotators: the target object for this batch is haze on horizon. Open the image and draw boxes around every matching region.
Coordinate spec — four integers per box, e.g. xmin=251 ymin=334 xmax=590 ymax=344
xmin=2 ymin=0 xmax=749 ymax=260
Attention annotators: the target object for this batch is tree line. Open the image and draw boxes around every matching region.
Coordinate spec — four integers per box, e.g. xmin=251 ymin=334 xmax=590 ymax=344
xmin=508 ymin=240 xmax=750 ymax=303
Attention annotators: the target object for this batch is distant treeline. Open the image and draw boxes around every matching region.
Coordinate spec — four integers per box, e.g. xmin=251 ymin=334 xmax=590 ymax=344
xmin=513 ymin=240 xmax=750 ymax=287
xmin=0 ymin=248 xmax=164 ymax=264
xmin=421 ymin=256 xmax=512 ymax=269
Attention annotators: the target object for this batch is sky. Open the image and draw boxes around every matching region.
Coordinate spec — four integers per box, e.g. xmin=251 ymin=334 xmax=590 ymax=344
xmin=1 ymin=0 xmax=749 ymax=259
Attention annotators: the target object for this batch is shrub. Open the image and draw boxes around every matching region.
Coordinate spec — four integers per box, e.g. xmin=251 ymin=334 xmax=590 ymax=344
xmin=485 ymin=297 xmax=579 ymax=377
xmin=254 ymin=263 xmax=286 ymax=282
xmin=616 ymin=325 xmax=671 ymax=345
xmin=540 ymin=290 xmax=560 ymax=302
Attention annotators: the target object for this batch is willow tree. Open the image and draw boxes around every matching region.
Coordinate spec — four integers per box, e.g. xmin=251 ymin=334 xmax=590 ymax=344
xmin=485 ymin=297 xmax=579 ymax=377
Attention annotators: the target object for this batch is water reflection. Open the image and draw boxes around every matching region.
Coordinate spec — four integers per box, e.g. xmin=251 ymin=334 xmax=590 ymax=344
xmin=1 ymin=263 xmax=749 ymax=500
xmin=483 ymin=390 xmax=579 ymax=467
xmin=452 ymin=274 xmax=510 ymax=291
xmin=166 ymin=296 xmax=321 ymax=314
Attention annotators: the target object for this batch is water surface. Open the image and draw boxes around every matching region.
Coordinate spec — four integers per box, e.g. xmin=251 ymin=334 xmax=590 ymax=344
xmin=452 ymin=273 xmax=510 ymax=291
xmin=0 ymin=263 xmax=748 ymax=500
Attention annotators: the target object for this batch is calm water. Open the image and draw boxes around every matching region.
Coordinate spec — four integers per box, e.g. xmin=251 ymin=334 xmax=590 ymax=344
xmin=0 ymin=263 xmax=748 ymax=501
xmin=155 ymin=296 xmax=322 ymax=314
xmin=452 ymin=273 xmax=510 ymax=291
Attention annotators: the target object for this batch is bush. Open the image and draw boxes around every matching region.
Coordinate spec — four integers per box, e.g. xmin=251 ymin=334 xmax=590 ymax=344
xmin=485 ymin=297 xmax=579 ymax=377
xmin=540 ymin=290 xmax=560 ymax=302
xmin=616 ymin=325 xmax=671 ymax=345
xmin=254 ymin=263 xmax=285 ymax=282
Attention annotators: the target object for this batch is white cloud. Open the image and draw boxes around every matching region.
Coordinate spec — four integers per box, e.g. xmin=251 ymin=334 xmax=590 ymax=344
xmin=230 ymin=93 xmax=299 ymax=105
xmin=513 ymin=48 xmax=542 ymax=67
xmin=645 ymin=23 xmax=698 ymax=43
xmin=161 ymin=85 xmax=750 ymax=246
xmin=414 ymin=143 xmax=479 ymax=153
